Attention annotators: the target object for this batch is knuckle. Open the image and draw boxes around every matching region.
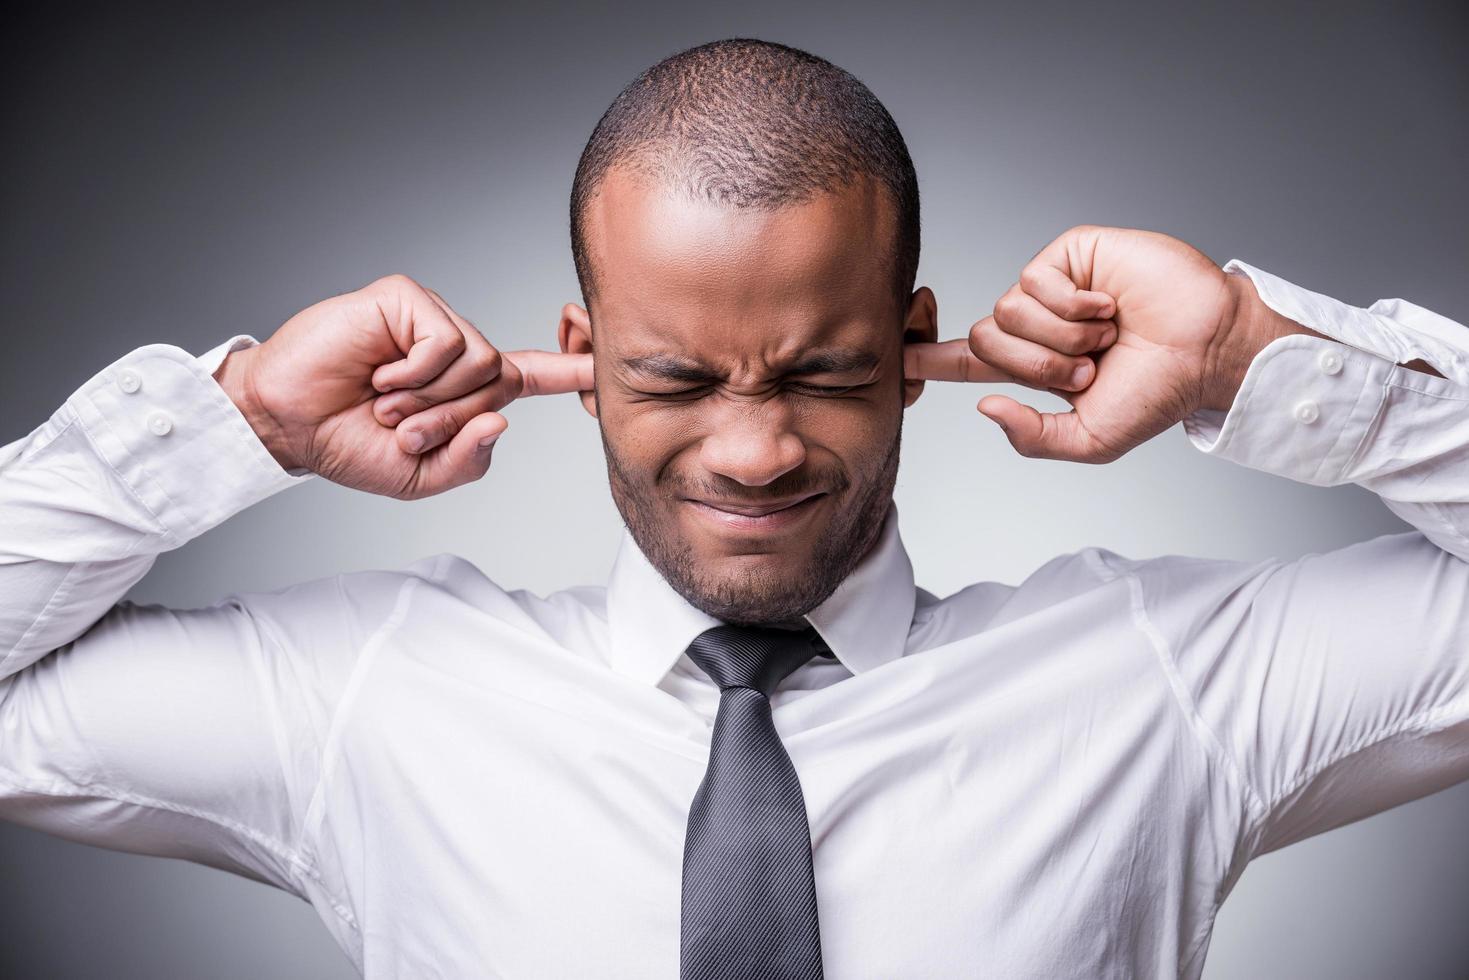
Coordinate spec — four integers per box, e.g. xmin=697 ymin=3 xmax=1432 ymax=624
xmin=993 ymin=292 xmax=1023 ymax=323
xmin=1057 ymin=327 xmax=1093 ymax=356
xmin=427 ymin=409 xmax=462 ymax=443
xmin=378 ymin=272 xmax=417 ymax=292
xmin=967 ymin=326 xmax=995 ymax=360
xmin=377 ymin=394 xmax=410 ymax=421
xmin=483 ymin=384 xmax=517 ymax=414
xmin=398 ymin=391 xmax=433 ymax=415
xmin=1018 ymin=265 xmax=1045 ymax=294
xmin=478 ymin=346 xmax=503 ymax=378
xmin=1026 ymin=354 xmax=1064 ymax=383
xmin=403 ymin=418 xmax=440 ymax=452
xmin=502 ymin=360 xmax=525 ymax=398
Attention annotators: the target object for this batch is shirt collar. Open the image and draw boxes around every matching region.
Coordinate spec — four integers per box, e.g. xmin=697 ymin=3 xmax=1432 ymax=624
xmin=605 ymin=500 xmax=916 ymax=685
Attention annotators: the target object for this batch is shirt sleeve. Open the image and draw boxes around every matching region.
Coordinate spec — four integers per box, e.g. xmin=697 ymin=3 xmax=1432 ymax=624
xmin=1181 ymin=259 xmax=1469 ymax=560
xmin=1116 ymin=263 xmax=1469 ymax=858
xmin=0 ymin=337 xmax=394 ymax=899
xmin=0 ymin=333 xmax=313 ymax=674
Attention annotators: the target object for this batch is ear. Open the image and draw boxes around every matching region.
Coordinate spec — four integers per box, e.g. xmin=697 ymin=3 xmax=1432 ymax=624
xmin=902 ymin=286 xmax=938 ymax=408
xmin=558 ymin=302 xmax=597 ymax=419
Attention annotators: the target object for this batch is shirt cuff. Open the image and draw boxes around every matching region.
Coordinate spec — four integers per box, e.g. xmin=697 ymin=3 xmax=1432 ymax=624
xmin=1181 ymin=262 xmax=1400 ymax=487
xmin=65 ymin=337 xmax=316 ymax=543
xmin=1182 ymin=333 xmax=1393 ymax=486
xmin=197 ymin=332 xmax=262 ymax=376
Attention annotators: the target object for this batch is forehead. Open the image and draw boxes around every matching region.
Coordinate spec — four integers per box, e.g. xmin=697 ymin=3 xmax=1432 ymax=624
xmin=581 ymin=167 xmax=900 ymax=363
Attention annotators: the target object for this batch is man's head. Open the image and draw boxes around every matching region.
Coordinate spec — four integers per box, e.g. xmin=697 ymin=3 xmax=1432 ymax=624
xmin=560 ymin=38 xmax=936 ymax=626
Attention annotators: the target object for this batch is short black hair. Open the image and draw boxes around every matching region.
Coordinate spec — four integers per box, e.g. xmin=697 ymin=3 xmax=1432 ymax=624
xmin=569 ymin=38 xmax=920 ymax=313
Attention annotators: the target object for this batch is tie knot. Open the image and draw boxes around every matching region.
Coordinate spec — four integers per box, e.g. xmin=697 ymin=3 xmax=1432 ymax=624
xmin=685 ymin=624 xmax=825 ymax=696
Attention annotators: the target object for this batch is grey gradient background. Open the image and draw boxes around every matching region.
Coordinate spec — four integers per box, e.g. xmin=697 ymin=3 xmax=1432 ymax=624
xmin=2 ymin=1 xmax=1466 ymax=977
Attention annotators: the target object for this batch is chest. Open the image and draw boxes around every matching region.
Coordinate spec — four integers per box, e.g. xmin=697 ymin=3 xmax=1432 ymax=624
xmin=309 ymin=638 xmax=1234 ymax=978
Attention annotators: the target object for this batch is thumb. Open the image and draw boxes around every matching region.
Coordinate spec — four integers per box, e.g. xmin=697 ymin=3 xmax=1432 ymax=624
xmin=977 ymin=394 xmax=1105 ymax=463
xmin=412 ymin=411 xmax=510 ymax=495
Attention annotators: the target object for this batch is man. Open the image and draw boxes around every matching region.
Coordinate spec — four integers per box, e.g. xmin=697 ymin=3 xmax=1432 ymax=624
xmin=1 ymin=36 xmax=1466 ymax=979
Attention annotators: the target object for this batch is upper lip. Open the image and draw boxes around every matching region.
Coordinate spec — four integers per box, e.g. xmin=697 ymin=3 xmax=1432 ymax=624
xmin=688 ymin=491 xmax=825 ymax=517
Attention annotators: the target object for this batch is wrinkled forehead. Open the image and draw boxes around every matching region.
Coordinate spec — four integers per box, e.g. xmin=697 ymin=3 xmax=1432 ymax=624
xmin=581 ymin=167 xmax=902 ymax=363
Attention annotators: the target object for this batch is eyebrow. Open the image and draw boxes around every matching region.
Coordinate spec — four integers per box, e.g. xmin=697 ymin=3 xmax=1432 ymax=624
xmin=621 ymin=349 xmax=882 ymax=383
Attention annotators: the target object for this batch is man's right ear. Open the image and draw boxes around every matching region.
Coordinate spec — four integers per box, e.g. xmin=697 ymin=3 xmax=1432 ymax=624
xmin=558 ymin=302 xmax=597 ymax=419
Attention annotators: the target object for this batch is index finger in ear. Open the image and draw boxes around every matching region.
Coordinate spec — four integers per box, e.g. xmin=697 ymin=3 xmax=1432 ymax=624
xmin=904 ymin=338 xmax=1016 ymax=384
xmin=1019 ymin=243 xmax=1116 ymax=321
xmin=503 ymin=350 xmax=595 ymax=397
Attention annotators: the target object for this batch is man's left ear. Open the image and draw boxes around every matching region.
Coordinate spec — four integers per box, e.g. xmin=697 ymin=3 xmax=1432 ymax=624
xmin=558 ymin=302 xmax=597 ymax=419
xmin=902 ymin=286 xmax=938 ymax=408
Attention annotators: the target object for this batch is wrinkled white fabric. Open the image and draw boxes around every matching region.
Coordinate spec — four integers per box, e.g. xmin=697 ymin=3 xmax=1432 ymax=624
xmin=3 ymin=261 xmax=1467 ymax=979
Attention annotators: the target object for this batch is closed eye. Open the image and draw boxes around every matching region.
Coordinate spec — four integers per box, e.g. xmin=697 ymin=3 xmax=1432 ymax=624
xmin=637 ymin=381 xmax=871 ymax=400
xmin=634 ymin=385 xmax=713 ymax=400
xmin=786 ymin=382 xmax=869 ymax=396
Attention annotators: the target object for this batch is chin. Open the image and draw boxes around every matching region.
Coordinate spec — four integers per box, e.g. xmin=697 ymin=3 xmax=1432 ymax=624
xmin=672 ymin=545 xmax=833 ymax=625
xmin=696 ymin=537 xmax=817 ymax=568
xmin=702 ymin=547 xmax=814 ymax=587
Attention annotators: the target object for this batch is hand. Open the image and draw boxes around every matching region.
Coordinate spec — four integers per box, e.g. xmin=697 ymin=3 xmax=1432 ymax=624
xmin=907 ymin=226 xmax=1280 ymax=463
xmin=214 ymin=274 xmax=592 ymax=499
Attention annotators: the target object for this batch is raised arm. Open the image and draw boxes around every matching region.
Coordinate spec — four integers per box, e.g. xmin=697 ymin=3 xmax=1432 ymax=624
xmin=908 ymin=225 xmax=1469 ymax=860
xmin=905 ymin=225 xmax=1468 ymax=557
xmin=3 ymin=271 xmax=591 ymax=677
xmin=0 ymin=274 xmax=591 ymax=895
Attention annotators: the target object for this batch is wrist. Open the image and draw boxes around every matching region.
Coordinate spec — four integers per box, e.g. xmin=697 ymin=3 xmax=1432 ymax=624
xmin=212 ymin=345 xmax=301 ymax=472
xmin=1196 ymin=269 xmax=1325 ymax=413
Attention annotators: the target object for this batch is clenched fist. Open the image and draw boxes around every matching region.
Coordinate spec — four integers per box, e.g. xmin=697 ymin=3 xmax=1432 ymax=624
xmin=906 ymin=226 xmax=1322 ymax=463
xmin=213 ymin=274 xmax=592 ymax=499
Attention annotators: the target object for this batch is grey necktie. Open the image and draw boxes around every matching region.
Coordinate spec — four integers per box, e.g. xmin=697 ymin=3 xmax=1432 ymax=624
xmin=680 ymin=623 xmax=825 ymax=980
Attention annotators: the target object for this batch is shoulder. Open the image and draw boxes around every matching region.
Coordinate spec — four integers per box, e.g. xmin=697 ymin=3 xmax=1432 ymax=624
xmin=336 ymin=552 xmax=609 ymax=648
xmin=910 ymin=548 xmax=1121 ymax=645
xmin=910 ymin=545 xmax=1282 ymax=647
xmin=224 ymin=552 xmax=600 ymax=643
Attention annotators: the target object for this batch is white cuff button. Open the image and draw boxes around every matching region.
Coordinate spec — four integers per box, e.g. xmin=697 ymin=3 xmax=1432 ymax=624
xmin=117 ymin=368 xmax=143 ymax=394
xmin=146 ymin=411 xmax=174 ymax=436
xmin=1317 ymin=350 xmax=1343 ymax=375
xmin=1293 ymin=399 xmax=1320 ymax=424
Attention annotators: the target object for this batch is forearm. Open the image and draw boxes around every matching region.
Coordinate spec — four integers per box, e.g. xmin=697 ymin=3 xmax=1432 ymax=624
xmin=0 ymin=340 xmax=312 ymax=677
xmin=0 ymin=419 xmax=159 ymax=677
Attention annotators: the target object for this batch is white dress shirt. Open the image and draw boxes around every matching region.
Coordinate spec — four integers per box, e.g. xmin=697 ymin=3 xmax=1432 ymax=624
xmin=3 ymin=260 xmax=1468 ymax=979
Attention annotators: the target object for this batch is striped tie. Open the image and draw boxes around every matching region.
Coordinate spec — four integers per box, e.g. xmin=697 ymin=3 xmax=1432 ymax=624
xmin=680 ymin=624 xmax=825 ymax=980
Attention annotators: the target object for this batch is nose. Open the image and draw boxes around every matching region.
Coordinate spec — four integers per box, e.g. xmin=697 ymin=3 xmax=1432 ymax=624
xmin=698 ymin=398 xmax=807 ymax=488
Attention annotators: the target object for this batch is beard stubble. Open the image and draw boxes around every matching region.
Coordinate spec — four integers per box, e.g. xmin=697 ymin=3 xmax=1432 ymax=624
xmin=600 ymin=418 xmax=901 ymax=626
